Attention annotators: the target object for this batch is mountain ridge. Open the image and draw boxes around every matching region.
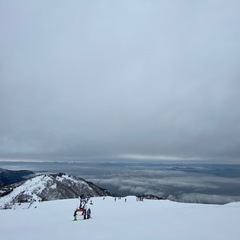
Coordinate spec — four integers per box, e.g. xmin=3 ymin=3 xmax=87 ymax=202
xmin=0 ymin=168 xmax=35 ymax=186
xmin=0 ymin=172 xmax=111 ymax=209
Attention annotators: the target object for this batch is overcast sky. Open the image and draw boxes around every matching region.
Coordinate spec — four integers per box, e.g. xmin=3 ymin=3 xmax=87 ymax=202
xmin=0 ymin=0 xmax=240 ymax=162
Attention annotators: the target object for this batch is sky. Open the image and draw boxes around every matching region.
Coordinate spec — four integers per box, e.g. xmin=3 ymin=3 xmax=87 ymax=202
xmin=0 ymin=0 xmax=240 ymax=162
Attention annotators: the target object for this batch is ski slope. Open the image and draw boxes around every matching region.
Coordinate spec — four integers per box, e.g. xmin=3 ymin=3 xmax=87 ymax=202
xmin=0 ymin=196 xmax=239 ymax=240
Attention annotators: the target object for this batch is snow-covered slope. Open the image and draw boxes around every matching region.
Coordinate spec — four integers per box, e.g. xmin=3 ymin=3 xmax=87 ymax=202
xmin=0 ymin=196 xmax=239 ymax=240
xmin=0 ymin=173 xmax=110 ymax=209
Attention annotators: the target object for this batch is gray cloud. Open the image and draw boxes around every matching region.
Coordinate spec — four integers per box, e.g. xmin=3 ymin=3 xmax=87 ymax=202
xmin=90 ymin=171 xmax=240 ymax=204
xmin=171 ymin=193 xmax=240 ymax=204
xmin=1 ymin=1 xmax=240 ymax=161
xmin=85 ymin=163 xmax=240 ymax=203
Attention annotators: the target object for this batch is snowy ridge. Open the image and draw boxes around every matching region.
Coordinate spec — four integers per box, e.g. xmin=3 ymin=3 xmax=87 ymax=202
xmin=0 ymin=173 xmax=111 ymax=209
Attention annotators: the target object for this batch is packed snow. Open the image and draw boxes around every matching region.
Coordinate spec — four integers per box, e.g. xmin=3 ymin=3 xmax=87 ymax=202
xmin=0 ymin=196 xmax=239 ymax=240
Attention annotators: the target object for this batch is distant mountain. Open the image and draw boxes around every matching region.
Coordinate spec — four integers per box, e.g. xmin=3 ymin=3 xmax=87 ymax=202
xmin=137 ymin=194 xmax=164 ymax=200
xmin=0 ymin=168 xmax=35 ymax=186
xmin=0 ymin=173 xmax=112 ymax=209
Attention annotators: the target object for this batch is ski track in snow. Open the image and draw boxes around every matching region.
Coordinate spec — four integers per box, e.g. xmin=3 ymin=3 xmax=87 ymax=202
xmin=0 ymin=196 xmax=239 ymax=240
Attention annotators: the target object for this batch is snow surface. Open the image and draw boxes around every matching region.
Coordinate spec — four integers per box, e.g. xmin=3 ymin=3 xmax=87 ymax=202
xmin=0 ymin=175 xmax=50 ymax=205
xmin=0 ymin=196 xmax=239 ymax=240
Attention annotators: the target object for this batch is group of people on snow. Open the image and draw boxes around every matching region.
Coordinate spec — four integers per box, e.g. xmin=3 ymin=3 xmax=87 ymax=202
xmin=73 ymin=195 xmax=92 ymax=221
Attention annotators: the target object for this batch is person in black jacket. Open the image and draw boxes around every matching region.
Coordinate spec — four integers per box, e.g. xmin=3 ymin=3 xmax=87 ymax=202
xmin=87 ymin=208 xmax=91 ymax=219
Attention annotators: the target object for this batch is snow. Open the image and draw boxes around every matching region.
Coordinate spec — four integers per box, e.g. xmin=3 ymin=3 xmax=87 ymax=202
xmin=0 ymin=175 xmax=52 ymax=206
xmin=56 ymin=174 xmax=77 ymax=183
xmin=0 ymin=196 xmax=239 ymax=240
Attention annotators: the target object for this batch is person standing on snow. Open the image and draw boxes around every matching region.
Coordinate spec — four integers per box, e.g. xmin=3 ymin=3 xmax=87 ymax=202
xmin=87 ymin=208 xmax=91 ymax=219
xmin=83 ymin=209 xmax=87 ymax=220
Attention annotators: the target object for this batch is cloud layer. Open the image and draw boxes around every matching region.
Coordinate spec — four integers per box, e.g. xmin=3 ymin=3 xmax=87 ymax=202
xmin=1 ymin=159 xmax=240 ymax=204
